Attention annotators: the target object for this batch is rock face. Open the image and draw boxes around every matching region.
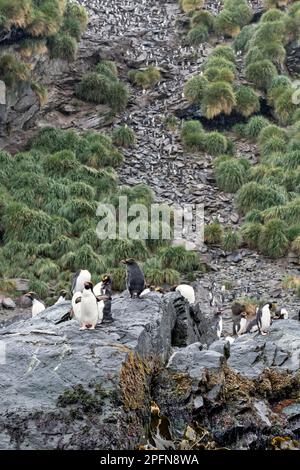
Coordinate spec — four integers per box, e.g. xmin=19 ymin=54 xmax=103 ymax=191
xmin=0 ymin=291 xmax=194 ymax=450
xmin=154 ymin=320 xmax=300 ymax=450
xmin=0 ymin=291 xmax=299 ymax=450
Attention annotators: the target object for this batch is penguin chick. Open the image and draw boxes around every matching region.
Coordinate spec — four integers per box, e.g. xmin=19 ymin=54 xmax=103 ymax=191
xmin=80 ymin=282 xmax=98 ymax=330
xmin=121 ymin=259 xmax=145 ymax=298
xmin=233 ymin=312 xmax=247 ymax=336
xmin=171 ymin=284 xmax=195 ymax=304
xmin=71 ymin=269 xmax=91 ymax=294
xmin=256 ymin=302 xmax=273 ymax=335
xmin=54 ymin=289 xmax=68 ymax=305
xmin=25 ymin=292 xmax=45 ymax=318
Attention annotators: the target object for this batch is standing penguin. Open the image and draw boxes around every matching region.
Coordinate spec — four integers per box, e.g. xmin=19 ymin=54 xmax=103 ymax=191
xmin=170 ymin=284 xmax=195 ymax=305
xmin=256 ymin=302 xmax=273 ymax=335
xmin=80 ymin=282 xmax=99 ymax=330
xmin=233 ymin=312 xmax=247 ymax=336
xmin=25 ymin=292 xmax=45 ymax=318
xmin=121 ymin=259 xmax=145 ymax=298
xmin=94 ymin=275 xmax=113 ymax=323
xmin=54 ymin=290 xmax=68 ymax=305
xmin=71 ymin=269 xmax=91 ymax=294
xmin=221 ymin=285 xmax=226 ymax=304
xmin=214 ymin=309 xmax=223 ymax=339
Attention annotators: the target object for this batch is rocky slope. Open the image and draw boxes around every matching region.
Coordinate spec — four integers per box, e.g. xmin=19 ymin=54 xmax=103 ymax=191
xmin=0 ymin=292 xmax=200 ymax=450
xmin=1 ymin=0 xmax=299 ymax=305
xmin=1 ymin=0 xmax=300 ymax=450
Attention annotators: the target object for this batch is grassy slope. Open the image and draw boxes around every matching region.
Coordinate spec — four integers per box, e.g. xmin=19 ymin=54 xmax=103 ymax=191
xmin=181 ymin=0 xmax=300 ymax=259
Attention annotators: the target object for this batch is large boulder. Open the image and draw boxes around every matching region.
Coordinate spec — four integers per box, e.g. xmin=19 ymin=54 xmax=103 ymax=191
xmin=0 ymin=291 xmax=194 ymax=450
xmin=228 ymin=320 xmax=300 ymax=378
xmin=153 ymin=320 xmax=300 ymax=450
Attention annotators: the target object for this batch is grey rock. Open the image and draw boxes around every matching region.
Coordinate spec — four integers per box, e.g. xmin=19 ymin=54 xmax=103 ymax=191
xmin=2 ymin=298 xmax=16 ymax=310
xmin=209 ymin=339 xmax=230 ymax=357
xmin=0 ymin=292 xmax=192 ymax=450
xmin=193 ymin=395 xmax=204 ymax=410
xmin=228 ymin=320 xmax=300 ymax=378
xmin=167 ymin=342 xmax=224 ymax=380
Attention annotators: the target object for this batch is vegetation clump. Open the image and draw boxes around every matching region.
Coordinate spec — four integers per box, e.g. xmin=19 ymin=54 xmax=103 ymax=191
xmin=128 ymin=66 xmax=161 ymax=89
xmin=76 ymin=61 xmax=129 ymax=112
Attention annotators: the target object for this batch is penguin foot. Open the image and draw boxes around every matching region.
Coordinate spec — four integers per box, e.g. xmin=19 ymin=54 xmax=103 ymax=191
xmin=103 ymin=317 xmax=114 ymax=323
xmin=80 ymin=323 xmax=93 ymax=330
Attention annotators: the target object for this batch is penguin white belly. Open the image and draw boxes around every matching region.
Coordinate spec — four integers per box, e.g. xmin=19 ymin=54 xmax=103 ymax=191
xmin=54 ymin=296 xmax=65 ymax=305
xmin=217 ymin=317 xmax=223 ymax=339
xmin=281 ymin=308 xmax=289 ymax=319
xmin=176 ymin=285 xmax=195 ymax=304
xmin=80 ymin=293 xmax=98 ymax=329
xmin=225 ymin=336 xmax=235 ymax=345
xmin=71 ymin=292 xmax=82 ymax=322
xmin=97 ymin=300 xmax=104 ymax=324
xmin=32 ymin=300 xmax=45 ymax=318
xmin=260 ymin=307 xmax=271 ymax=333
xmin=93 ymin=281 xmax=103 ymax=297
xmin=237 ymin=317 xmax=247 ymax=336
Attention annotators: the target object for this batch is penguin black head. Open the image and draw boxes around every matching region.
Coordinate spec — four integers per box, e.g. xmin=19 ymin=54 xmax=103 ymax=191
xmin=25 ymin=292 xmax=37 ymax=301
xmin=241 ymin=312 xmax=247 ymax=318
xmin=120 ymin=258 xmax=136 ymax=265
xmin=84 ymin=281 xmax=94 ymax=291
xmin=101 ymin=275 xmax=112 ymax=285
xmin=155 ymin=287 xmax=164 ymax=294
xmin=214 ymin=308 xmax=223 ymax=316
xmin=170 ymin=285 xmax=178 ymax=292
xmin=60 ymin=289 xmax=68 ymax=298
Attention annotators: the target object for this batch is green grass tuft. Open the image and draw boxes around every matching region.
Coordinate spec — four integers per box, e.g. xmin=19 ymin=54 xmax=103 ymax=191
xmin=245 ymin=59 xmax=278 ymax=90
xmin=187 ymin=25 xmax=209 ymax=45
xmin=112 ymin=125 xmax=135 ymax=148
xmin=215 ymin=158 xmax=248 ymax=192
xmin=204 ymin=220 xmax=224 ymax=244
xmin=259 ymin=219 xmax=289 ymax=258
xmin=204 ymin=132 xmax=228 ymax=156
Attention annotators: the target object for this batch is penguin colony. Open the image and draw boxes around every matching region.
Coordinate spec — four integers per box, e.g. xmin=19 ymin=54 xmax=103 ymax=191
xmin=25 ymin=259 xmax=196 ymax=331
xmin=25 ymin=259 xmax=294 ymax=339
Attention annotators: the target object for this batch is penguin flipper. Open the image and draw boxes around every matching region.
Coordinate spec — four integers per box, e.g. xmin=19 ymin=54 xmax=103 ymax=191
xmin=96 ymin=295 xmax=110 ymax=302
xmin=55 ymin=310 xmax=73 ymax=325
xmin=71 ymin=270 xmax=80 ymax=293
